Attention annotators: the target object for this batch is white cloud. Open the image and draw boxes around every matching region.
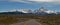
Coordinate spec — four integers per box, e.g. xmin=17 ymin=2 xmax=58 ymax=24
xmin=1 ymin=0 xmax=60 ymax=4
xmin=28 ymin=0 xmax=53 ymax=2
xmin=8 ymin=0 xmax=32 ymax=4
xmin=30 ymin=0 xmax=60 ymax=2
xmin=9 ymin=0 xmax=60 ymax=2
xmin=7 ymin=0 xmax=60 ymax=4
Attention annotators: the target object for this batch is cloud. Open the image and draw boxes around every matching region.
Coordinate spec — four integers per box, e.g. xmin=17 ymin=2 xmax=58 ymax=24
xmin=27 ymin=0 xmax=60 ymax=4
xmin=29 ymin=0 xmax=60 ymax=2
xmin=7 ymin=0 xmax=60 ymax=4
xmin=8 ymin=0 xmax=60 ymax=2
xmin=28 ymin=0 xmax=53 ymax=2
xmin=0 ymin=0 xmax=60 ymax=4
xmin=0 ymin=0 xmax=60 ymax=2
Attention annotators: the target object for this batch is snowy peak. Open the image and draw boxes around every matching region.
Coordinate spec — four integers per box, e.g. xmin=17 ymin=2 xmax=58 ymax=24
xmin=34 ymin=7 xmax=48 ymax=13
xmin=38 ymin=7 xmax=48 ymax=12
xmin=8 ymin=9 xmax=32 ymax=13
xmin=8 ymin=9 xmax=19 ymax=12
xmin=6 ymin=7 xmax=58 ymax=14
xmin=18 ymin=9 xmax=32 ymax=13
xmin=45 ymin=10 xmax=57 ymax=14
xmin=34 ymin=7 xmax=57 ymax=14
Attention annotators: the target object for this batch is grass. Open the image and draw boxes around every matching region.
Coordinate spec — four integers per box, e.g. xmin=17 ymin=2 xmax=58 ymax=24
xmin=36 ymin=16 xmax=60 ymax=25
xmin=0 ymin=14 xmax=60 ymax=25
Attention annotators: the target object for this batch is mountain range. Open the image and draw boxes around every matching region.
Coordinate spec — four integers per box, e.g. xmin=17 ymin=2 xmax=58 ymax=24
xmin=0 ymin=7 xmax=60 ymax=16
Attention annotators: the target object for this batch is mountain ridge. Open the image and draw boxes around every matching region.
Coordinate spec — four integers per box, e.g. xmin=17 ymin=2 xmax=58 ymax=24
xmin=0 ymin=7 xmax=60 ymax=15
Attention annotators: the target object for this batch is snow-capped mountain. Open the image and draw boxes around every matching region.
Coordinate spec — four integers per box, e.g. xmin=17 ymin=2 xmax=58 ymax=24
xmin=18 ymin=9 xmax=32 ymax=13
xmin=8 ymin=9 xmax=33 ymax=13
xmin=34 ymin=7 xmax=47 ymax=13
xmin=34 ymin=7 xmax=57 ymax=14
xmin=0 ymin=7 xmax=59 ymax=15
xmin=7 ymin=7 xmax=58 ymax=14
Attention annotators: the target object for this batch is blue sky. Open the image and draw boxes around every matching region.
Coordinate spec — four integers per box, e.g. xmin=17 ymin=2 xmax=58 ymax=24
xmin=0 ymin=0 xmax=60 ymax=12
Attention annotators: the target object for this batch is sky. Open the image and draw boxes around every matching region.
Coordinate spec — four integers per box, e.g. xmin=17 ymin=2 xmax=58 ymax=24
xmin=0 ymin=0 xmax=60 ymax=12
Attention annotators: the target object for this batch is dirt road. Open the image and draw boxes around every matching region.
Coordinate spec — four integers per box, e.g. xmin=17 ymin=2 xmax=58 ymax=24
xmin=11 ymin=19 xmax=41 ymax=25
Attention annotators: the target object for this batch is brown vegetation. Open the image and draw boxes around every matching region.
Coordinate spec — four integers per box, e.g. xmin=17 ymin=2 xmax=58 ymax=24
xmin=0 ymin=14 xmax=60 ymax=25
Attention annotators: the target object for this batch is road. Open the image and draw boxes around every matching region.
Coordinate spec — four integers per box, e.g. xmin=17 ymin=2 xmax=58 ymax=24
xmin=11 ymin=19 xmax=41 ymax=25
